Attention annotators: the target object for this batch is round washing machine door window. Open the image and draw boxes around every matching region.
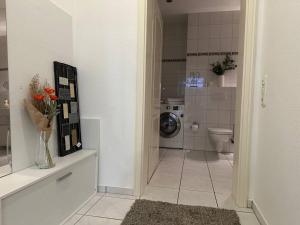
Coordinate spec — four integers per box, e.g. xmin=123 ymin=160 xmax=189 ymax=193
xmin=160 ymin=112 xmax=181 ymax=138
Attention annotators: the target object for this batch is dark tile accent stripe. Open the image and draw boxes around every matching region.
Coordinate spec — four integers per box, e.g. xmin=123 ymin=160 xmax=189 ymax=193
xmin=0 ymin=68 xmax=8 ymax=71
xmin=162 ymin=58 xmax=187 ymax=62
xmin=162 ymin=52 xmax=238 ymax=62
xmin=187 ymin=52 xmax=239 ymax=57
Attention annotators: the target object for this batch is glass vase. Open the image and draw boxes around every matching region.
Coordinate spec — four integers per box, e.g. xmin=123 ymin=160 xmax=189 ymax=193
xmin=36 ymin=131 xmax=55 ymax=169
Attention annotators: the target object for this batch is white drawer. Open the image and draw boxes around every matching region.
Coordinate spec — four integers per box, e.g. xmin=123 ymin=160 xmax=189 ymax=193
xmin=2 ymin=154 xmax=96 ymax=225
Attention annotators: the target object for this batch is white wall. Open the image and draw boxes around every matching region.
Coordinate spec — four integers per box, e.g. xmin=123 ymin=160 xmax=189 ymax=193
xmin=184 ymin=87 xmax=236 ymax=152
xmin=73 ymin=0 xmax=138 ymax=190
xmin=49 ymin=0 xmax=74 ymax=16
xmin=251 ymin=0 xmax=300 ymax=224
xmin=6 ymin=0 xmax=73 ymax=171
xmin=186 ymin=11 xmax=240 ymax=87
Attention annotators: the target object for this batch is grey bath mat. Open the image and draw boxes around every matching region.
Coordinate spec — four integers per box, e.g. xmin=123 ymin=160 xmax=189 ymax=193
xmin=121 ymin=199 xmax=241 ymax=225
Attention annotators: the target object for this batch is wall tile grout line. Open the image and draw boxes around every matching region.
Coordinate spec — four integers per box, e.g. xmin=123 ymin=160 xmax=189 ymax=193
xmin=204 ymin=151 xmax=219 ymax=207
xmin=176 ymin=150 xmax=186 ymax=204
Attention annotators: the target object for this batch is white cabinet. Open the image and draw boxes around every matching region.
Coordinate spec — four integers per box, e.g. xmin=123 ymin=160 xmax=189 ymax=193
xmin=0 ymin=150 xmax=97 ymax=225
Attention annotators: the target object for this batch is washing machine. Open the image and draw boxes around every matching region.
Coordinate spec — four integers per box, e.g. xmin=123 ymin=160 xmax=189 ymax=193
xmin=159 ymin=104 xmax=184 ymax=149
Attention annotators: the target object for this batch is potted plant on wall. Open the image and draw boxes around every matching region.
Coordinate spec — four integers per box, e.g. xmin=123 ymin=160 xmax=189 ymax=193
xmin=210 ymin=54 xmax=237 ymax=87
xmin=24 ymin=75 xmax=59 ymax=169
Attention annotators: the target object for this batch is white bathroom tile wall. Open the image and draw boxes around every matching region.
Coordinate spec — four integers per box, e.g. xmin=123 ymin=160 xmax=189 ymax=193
xmin=188 ymin=14 xmax=198 ymax=27
xmin=198 ymin=39 xmax=209 ymax=52
xmin=232 ymin=11 xmax=241 ymax=24
xmin=186 ymin=11 xmax=240 ymax=87
xmin=198 ymin=13 xmax=210 ymax=26
xmin=161 ymin=18 xmax=188 ymax=100
xmin=188 ymin=26 xmax=198 ymax=40
xmin=184 ymin=87 xmax=236 ymax=152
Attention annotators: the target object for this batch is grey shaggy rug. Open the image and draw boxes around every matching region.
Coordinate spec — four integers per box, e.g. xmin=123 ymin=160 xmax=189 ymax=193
xmin=121 ymin=200 xmax=241 ymax=225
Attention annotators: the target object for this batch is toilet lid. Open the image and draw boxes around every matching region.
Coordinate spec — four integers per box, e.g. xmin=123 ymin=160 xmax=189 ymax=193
xmin=208 ymin=128 xmax=233 ymax=135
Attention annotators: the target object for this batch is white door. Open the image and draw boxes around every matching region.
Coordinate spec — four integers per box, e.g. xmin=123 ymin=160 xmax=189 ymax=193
xmin=147 ymin=2 xmax=163 ymax=182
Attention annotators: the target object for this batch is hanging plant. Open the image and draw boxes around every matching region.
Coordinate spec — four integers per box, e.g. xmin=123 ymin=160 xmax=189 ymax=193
xmin=211 ymin=54 xmax=237 ymax=76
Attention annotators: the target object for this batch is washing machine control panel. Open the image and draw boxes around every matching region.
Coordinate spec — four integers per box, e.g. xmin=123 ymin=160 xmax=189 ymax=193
xmin=165 ymin=105 xmax=184 ymax=111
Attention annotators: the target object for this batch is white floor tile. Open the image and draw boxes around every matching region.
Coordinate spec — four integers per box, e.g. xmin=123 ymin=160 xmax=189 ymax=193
xmin=181 ymin=173 xmax=214 ymax=193
xmin=156 ymin=161 xmax=183 ymax=175
xmin=212 ymin=178 xmax=233 ymax=194
xmin=76 ymin=216 xmax=121 ymax=225
xmin=162 ymin=149 xmax=185 ymax=161
xmin=183 ymin=157 xmax=209 ymax=170
xmin=63 ymin=214 xmax=82 ymax=225
xmin=185 ymin=151 xmax=206 ymax=163
xmin=141 ymin=186 xmax=178 ymax=204
xmin=209 ymin=162 xmax=233 ymax=180
xmin=178 ymin=190 xmax=217 ymax=208
xmin=159 ymin=158 xmax=184 ymax=167
xmin=77 ymin=193 xmax=104 ymax=215
xmin=182 ymin=162 xmax=210 ymax=176
xmin=159 ymin=148 xmax=168 ymax=159
xmin=86 ymin=196 xmax=135 ymax=220
xmin=225 ymin=153 xmax=234 ymax=161
xmin=238 ymin=212 xmax=261 ymax=225
xmin=210 ymin=170 xmax=233 ymax=181
xmin=207 ymin=158 xmax=233 ymax=168
xmin=205 ymin=151 xmax=228 ymax=161
xmin=216 ymin=193 xmax=253 ymax=213
xmin=149 ymin=171 xmax=181 ymax=189
xmin=105 ymin=193 xmax=137 ymax=200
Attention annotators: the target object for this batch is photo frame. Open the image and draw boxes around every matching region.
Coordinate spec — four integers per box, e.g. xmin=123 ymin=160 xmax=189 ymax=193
xmin=54 ymin=61 xmax=82 ymax=156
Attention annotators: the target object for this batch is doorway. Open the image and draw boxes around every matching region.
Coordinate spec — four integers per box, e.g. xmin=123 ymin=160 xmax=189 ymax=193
xmin=135 ymin=0 xmax=257 ymax=209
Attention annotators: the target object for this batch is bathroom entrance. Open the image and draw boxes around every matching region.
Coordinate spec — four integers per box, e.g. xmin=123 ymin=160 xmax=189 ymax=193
xmin=135 ymin=0 xmax=257 ymax=209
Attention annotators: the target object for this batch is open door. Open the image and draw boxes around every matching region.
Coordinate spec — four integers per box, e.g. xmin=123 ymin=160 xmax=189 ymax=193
xmin=146 ymin=0 xmax=163 ymax=182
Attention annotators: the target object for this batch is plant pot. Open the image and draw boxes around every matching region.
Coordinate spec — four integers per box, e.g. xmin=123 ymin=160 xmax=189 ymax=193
xmin=217 ymin=75 xmax=225 ymax=87
xmin=36 ymin=131 xmax=55 ymax=169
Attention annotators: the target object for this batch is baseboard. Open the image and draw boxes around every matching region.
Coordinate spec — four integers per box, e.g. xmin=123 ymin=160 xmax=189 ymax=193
xmin=98 ymin=186 xmax=134 ymax=196
xmin=251 ymin=200 xmax=269 ymax=225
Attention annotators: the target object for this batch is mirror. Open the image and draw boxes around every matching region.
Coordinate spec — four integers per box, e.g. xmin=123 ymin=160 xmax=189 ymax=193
xmin=0 ymin=0 xmax=11 ymax=177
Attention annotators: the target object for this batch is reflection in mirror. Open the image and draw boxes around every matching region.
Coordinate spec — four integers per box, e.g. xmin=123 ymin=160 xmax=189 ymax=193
xmin=0 ymin=0 xmax=11 ymax=178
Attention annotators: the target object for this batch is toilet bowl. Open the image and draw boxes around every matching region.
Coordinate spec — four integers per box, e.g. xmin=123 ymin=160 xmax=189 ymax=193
xmin=208 ymin=128 xmax=233 ymax=152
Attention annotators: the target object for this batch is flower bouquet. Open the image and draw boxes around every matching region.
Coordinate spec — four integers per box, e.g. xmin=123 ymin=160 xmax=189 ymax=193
xmin=24 ymin=75 xmax=59 ymax=169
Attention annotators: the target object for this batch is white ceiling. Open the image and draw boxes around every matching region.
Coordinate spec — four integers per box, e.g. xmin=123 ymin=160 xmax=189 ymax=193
xmin=158 ymin=0 xmax=240 ymax=16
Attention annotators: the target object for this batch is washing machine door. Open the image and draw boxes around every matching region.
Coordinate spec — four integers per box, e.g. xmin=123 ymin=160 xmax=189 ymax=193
xmin=160 ymin=112 xmax=181 ymax=138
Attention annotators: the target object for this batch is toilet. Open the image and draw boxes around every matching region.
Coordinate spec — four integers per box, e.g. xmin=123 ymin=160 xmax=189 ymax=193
xmin=208 ymin=128 xmax=233 ymax=152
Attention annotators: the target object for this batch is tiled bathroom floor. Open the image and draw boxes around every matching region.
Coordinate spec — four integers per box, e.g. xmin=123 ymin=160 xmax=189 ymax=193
xmin=64 ymin=149 xmax=260 ymax=225
xmin=145 ymin=149 xmax=249 ymax=210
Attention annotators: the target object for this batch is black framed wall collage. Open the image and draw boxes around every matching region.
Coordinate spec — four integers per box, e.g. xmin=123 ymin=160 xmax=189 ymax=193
xmin=54 ymin=61 xmax=82 ymax=156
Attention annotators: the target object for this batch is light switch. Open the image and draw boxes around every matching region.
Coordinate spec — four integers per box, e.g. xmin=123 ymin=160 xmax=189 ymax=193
xmin=261 ymin=74 xmax=268 ymax=108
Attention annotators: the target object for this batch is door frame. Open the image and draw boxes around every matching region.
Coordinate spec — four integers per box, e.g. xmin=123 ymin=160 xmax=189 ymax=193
xmin=134 ymin=0 xmax=258 ymax=208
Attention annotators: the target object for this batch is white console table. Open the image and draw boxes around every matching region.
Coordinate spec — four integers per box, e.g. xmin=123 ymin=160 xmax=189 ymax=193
xmin=0 ymin=150 xmax=97 ymax=225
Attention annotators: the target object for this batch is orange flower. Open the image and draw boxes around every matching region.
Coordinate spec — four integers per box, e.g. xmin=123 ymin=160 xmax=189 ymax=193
xmin=44 ymin=87 xmax=55 ymax=95
xmin=50 ymin=95 xmax=58 ymax=101
xmin=33 ymin=95 xmax=45 ymax=101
